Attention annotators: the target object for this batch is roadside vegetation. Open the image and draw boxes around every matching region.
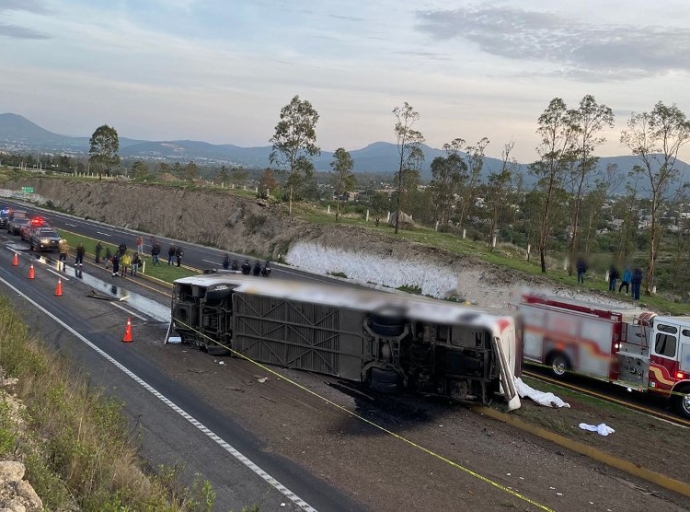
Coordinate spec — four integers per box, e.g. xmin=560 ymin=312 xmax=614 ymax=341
xmin=0 ymin=296 xmax=217 ymax=511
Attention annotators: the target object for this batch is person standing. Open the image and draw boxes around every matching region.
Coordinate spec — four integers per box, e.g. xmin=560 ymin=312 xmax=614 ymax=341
xmin=120 ymin=251 xmax=130 ymax=277
xmin=576 ymin=257 xmax=588 ymax=284
xmin=104 ymin=247 xmax=112 ymax=269
xmin=152 ymin=242 xmax=161 ymax=265
xmin=168 ymin=245 xmax=175 ymax=265
xmin=608 ymin=264 xmax=620 ymax=292
xmin=619 ymin=266 xmax=632 ymax=294
xmin=175 ymin=246 xmax=184 ymax=267
xmin=58 ymin=238 xmax=69 ymax=272
xmin=95 ymin=241 xmax=103 ymax=264
xmin=118 ymin=242 xmax=127 ymax=257
xmin=631 ymin=267 xmax=643 ymax=300
xmin=131 ymin=252 xmax=140 ymax=276
xmin=75 ymin=243 xmax=85 ymax=267
xmin=136 ymin=235 xmax=144 ymax=254
xmin=111 ymin=253 xmax=120 ymax=277
xmin=222 ymin=254 xmax=230 ymax=270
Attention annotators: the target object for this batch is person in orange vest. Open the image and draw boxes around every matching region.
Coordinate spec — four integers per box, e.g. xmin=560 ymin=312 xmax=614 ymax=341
xmin=136 ymin=235 xmax=143 ymax=254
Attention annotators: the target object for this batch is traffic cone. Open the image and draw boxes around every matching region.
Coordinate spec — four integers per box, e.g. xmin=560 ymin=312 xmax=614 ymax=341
xmin=28 ymin=264 xmax=35 ymax=279
xmin=122 ymin=318 xmax=133 ymax=343
xmin=12 ymin=253 xmax=18 ymax=266
xmin=55 ymin=278 xmax=63 ymax=297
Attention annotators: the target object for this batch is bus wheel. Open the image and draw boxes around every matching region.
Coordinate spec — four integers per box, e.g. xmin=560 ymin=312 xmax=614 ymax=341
xmin=370 ymin=367 xmax=399 ymax=393
xmin=547 ymin=352 xmax=570 ymax=378
xmin=674 ymin=385 xmax=690 ymax=419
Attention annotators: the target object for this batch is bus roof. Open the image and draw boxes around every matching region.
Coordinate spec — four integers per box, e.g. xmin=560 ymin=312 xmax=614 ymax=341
xmin=175 ymin=274 xmax=514 ymax=328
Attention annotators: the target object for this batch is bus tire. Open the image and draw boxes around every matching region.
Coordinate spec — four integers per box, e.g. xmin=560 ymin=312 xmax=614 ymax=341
xmin=371 ymin=367 xmax=399 ymax=384
xmin=371 ymin=321 xmax=405 ymax=337
xmin=673 ymin=385 xmax=690 ymax=419
xmin=547 ymin=351 xmax=570 ymax=378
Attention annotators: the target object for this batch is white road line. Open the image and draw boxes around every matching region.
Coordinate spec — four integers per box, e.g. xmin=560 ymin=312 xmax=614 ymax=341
xmin=65 ymin=223 xmax=77 ymax=227
xmin=96 ymin=231 xmax=111 ymax=237
xmin=202 ymin=259 xmax=220 ymax=265
xmin=46 ymin=268 xmax=70 ymax=281
xmin=110 ymin=301 xmax=147 ymax=321
xmin=0 ymin=275 xmax=317 ymax=512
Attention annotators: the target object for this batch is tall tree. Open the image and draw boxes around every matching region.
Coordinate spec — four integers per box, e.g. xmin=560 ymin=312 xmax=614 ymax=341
xmin=269 ymin=95 xmax=320 ymax=215
xmin=429 ymin=141 xmax=466 ymax=225
xmin=458 ymin=137 xmax=490 ymax=227
xmin=621 ymin=101 xmax=690 ymax=294
xmin=531 ymin=98 xmax=576 ymax=272
xmin=566 ymin=95 xmax=614 ymax=274
xmin=184 ymin=161 xmax=199 ymax=181
xmin=88 ymin=125 xmax=120 ymax=180
xmin=486 ymin=142 xmax=516 ymax=248
xmin=230 ymin=166 xmax=249 ymax=187
xmin=130 ymin=160 xmax=149 ymax=180
xmin=393 ymin=102 xmax=425 ymax=234
xmin=330 ymin=148 xmax=357 ymax=223
xmin=258 ymin=168 xmax=278 ymax=198
xmin=216 ymin=165 xmax=229 ymax=186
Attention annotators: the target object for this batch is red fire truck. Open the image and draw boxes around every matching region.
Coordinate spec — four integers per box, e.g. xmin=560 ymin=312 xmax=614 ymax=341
xmin=520 ymin=293 xmax=690 ymax=418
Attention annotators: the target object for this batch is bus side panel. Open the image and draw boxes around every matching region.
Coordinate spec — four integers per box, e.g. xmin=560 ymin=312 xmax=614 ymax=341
xmin=232 ymin=292 xmax=366 ymax=380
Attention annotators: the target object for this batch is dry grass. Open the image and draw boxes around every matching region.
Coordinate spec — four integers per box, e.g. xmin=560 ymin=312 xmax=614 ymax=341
xmin=0 ymin=296 xmax=217 ymax=511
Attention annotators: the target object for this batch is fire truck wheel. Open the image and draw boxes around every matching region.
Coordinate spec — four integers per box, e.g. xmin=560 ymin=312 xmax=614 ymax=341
xmin=547 ymin=352 xmax=571 ymax=378
xmin=674 ymin=386 xmax=690 ymax=419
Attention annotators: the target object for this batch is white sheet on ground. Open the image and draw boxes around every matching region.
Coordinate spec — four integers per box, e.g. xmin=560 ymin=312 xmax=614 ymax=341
xmin=515 ymin=377 xmax=570 ymax=408
xmin=579 ymin=423 xmax=615 ymax=436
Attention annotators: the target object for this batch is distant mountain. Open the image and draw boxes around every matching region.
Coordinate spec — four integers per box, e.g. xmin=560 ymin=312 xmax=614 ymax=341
xmin=1 ymin=112 xmax=689 ymax=186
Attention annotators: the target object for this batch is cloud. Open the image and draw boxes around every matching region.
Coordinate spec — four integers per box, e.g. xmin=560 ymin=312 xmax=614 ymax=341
xmin=0 ymin=0 xmax=48 ymax=14
xmin=0 ymin=23 xmax=49 ymax=39
xmin=416 ymin=6 xmax=690 ymax=80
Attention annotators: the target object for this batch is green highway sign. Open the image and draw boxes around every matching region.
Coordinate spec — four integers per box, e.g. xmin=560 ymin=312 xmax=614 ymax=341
xmin=21 ymin=187 xmax=34 ymax=194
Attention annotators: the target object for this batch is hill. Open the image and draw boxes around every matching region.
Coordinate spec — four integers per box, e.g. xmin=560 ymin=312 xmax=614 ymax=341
xmin=2 ymin=113 xmax=690 ymax=185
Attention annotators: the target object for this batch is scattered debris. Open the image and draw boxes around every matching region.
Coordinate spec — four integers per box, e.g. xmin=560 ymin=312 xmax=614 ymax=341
xmin=579 ymin=423 xmax=615 ymax=436
xmin=515 ymin=377 xmax=570 ymax=408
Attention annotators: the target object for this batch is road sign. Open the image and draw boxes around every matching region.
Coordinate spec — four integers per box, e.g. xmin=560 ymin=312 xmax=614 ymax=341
xmin=21 ymin=187 xmax=34 ymax=194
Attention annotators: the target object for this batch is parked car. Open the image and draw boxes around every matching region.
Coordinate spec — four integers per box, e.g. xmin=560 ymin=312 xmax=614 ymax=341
xmin=28 ymin=215 xmax=50 ymax=229
xmin=29 ymin=228 xmax=61 ymax=252
xmin=8 ymin=217 xmax=30 ymax=236
xmin=0 ymin=206 xmax=10 ymax=228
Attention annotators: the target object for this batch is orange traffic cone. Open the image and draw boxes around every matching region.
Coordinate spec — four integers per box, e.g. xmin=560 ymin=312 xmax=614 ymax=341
xmin=28 ymin=264 xmax=35 ymax=279
xmin=122 ymin=318 xmax=133 ymax=343
xmin=55 ymin=278 xmax=63 ymax=297
xmin=12 ymin=253 xmax=18 ymax=266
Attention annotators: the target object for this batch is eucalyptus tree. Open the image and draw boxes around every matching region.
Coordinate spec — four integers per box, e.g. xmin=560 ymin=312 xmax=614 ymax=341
xmin=330 ymin=148 xmax=357 ymax=223
xmin=393 ymin=102 xmax=425 ymax=233
xmin=429 ymin=139 xmax=466 ymax=225
xmin=89 ymin=124 xmax=120 ymax=180
xmin=269 ymin=95 xmax=320 ymax=215
xmin=621 ymin=101 xmax=690 ymax=293
xmin=566 ymin=95 xmax=614 ymax=274
xmin=531 ymin=98 xmax=577 ymax=273
xmin=486 ymin=142 xmax=516 ymax=247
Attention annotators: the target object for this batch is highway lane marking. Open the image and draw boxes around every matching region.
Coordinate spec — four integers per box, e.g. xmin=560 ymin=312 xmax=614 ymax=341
xmin=65 ymin=223 xmax=77 ymax=227
xmin=0 ymin=276 xmax=317 ymax=512
xmin=182 ymin=323 xmax=554 ymax=512
xmin=96 ymin=231 xmax=111 ymax=237
xmin=110 ymin=302 xmax=147 ymax=321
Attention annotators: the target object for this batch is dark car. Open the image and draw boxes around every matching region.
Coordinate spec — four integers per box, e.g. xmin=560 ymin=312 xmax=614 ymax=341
xmin=29 ymin=228 xmax=61 ymax=252
xmin=8 ymin=217 xmax=30 ymax=235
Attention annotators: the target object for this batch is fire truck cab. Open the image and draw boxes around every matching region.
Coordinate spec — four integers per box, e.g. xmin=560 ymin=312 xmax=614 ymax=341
xmin=520 ymin=293 xmax=690 ymax=419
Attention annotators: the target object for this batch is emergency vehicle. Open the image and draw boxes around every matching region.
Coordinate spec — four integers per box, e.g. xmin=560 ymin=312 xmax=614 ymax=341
xmin=520 ymin=293 xmax=690 ymax=418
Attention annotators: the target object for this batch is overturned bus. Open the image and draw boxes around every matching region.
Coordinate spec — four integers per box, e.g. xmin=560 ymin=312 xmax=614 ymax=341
xmin=167 ymin=274 xmax=523 ymax=410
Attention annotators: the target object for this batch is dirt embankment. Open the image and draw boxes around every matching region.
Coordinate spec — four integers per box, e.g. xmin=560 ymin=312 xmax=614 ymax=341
xmin=17 ymin=177 xmax=526 ymax=277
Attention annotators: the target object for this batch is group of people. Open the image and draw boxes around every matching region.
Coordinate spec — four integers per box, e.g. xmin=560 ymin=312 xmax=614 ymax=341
xmin=576 ymin=257 xmax=644 ymax=300
xmin=222 ymin=255 xmax=271 ymax=277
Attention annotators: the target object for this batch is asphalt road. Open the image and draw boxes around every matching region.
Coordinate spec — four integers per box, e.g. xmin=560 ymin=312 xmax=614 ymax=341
xmin=3 ymin=199 xmax=341 ymax=284
xmin=0 ymin=237 xmax=364 ymax=511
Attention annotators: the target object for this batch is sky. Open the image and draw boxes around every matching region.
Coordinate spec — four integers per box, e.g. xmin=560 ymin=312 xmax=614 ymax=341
xmin=2 ymin=0 xmax=690 ymax=163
